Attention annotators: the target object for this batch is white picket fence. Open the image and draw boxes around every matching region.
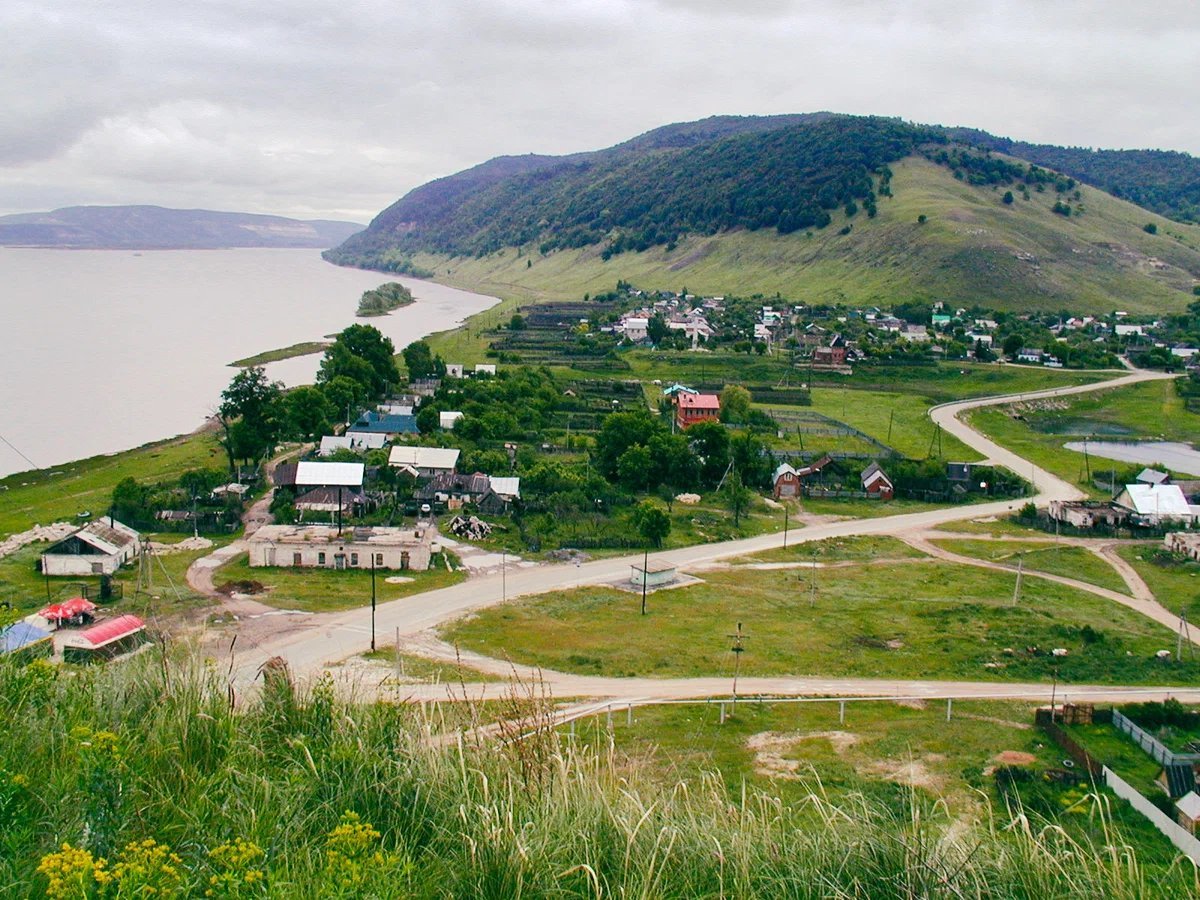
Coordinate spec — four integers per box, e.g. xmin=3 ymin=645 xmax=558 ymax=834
xmin=1103 ymin=767 xmax=1200 ymax=864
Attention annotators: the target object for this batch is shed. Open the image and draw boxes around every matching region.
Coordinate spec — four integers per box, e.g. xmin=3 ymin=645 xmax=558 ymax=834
xmin=0 ymin=621 xmax=53 ymax=661
xmin=1178 ymin=792 xmax=1200 ymax=834
xmin=1136 ymin=468 xmax=1171 ymax=486
xmin=41 ymin=518 xmax=140 ymax=576
xmin=61 ymin=615 xmax=147 ymax=664
xmin=772 ymin=463 xmax=800 ymax=499
xmin=439 ymin=411 xmax=464 ymax=430
xmin=630 ymin=559 xmax=677 ymax=588
xmin=860 ymin=462 xmax=894 ymax=500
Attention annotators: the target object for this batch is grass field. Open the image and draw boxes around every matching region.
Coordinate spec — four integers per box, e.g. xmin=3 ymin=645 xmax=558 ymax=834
xmin=0 ymin=431 xmax=226 ymax=539
xmin=447 ymin=561 xmax=1198 ymax=685
xmin=741 ymin=535 xmax=926 ymax=564
xmin=229 ymin=340 xmax=330 ymax=367
xmin=590 ymin=698 xmax=1182 ymax=873
xmin=405 ymin=156 xmax=1200 ymax=316
xmin=935 ymin=516 xmax=1048 ymax=537
xmin=967 ymin=379 xmax=1199 ymax=500
xmin=1116 ymin=545 xmax=1200 ymax=613
xmin=358 ymin=648 xmax=503 ymax=683
xmin=212 ymin=551 xmax=466 ymax=612
xmin=932 ymin=538 xmax=1130 ymax=594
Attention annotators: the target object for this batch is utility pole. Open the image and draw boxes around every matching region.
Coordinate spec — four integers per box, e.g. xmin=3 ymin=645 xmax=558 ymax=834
xmin=501 ymin=549 xmax=506 ymax=602
xmin=809 ymin=543 xmax=818 ymax=608
xmin=728 ymin=622 xmax=746 ymax=708
xmin=1011 ymin=554 xmax=1024 ymax=606
xmin=1177 ymin=608 xmax=1193 ymax=662
xmin=783 ymin=507 xmax=789 ymax=549
xmin=640 ymin=548 xmax=649 ymax=616
xmin=1050 ymin=666 xmax=1059 ymax=722
xmin=370 ymin=554 xmax=377 ymax=652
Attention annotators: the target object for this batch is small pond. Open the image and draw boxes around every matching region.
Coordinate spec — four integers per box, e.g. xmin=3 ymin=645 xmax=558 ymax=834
xmin=1029 ymin=417 xmax=1134 ymax=436
xmin=1062 ymin=440 xmax=1200 ymax=477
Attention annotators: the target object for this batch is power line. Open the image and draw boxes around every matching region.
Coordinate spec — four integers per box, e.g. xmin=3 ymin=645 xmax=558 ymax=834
xmin=0 ymin=431 xmax=38 ymax=470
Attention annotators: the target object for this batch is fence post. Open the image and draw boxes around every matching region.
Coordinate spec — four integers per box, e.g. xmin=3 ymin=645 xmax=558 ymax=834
xmin=627 ymin=704 xmax=633 ymax=726
xmin=839 ymin=700 xmax=846 ymax=724
xmin=946 ymin=698 xmax=953 ymax=722
xmin=719 ymin=702 xmax=726 ymax=725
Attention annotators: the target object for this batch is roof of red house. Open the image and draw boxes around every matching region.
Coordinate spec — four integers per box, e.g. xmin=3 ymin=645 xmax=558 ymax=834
xmin=677 ymin=393 xmax=720 ymax=410
xmin=72 ymin=615 xmax=145 ymax=649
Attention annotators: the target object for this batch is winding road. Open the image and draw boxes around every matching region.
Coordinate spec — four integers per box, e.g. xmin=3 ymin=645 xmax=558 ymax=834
xmin=212 ymin=366 xmax=1194 ymax=706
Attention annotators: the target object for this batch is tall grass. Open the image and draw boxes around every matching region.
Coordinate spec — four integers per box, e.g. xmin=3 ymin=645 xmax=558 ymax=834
xmin=0 ymin=652 xmax=1193 ymax=898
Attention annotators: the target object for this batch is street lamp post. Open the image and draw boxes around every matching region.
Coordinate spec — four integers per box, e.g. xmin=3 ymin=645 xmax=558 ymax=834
xmin=370 ymin=554 xmax=377 ymax=652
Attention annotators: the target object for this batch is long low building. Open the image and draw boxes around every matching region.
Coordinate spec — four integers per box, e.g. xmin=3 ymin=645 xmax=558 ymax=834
xmin=41 ymin=518 xmax=140 ymax=576
xmin=247 ymin=524 xmax=434 ymax=571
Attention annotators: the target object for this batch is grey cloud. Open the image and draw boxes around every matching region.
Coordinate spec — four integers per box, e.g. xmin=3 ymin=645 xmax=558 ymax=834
xmin=1 ymin=0 xmax=1198 ymax=219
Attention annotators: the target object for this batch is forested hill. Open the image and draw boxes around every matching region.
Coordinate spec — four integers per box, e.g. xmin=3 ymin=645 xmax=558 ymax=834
xmin=945 ymin=129 xmax=1200 ymax=224
xmin=327 ymin=114 xmax=1200 ymax=272
xmin=329 ymin=116 xmax=938 ymax=264
xmin=0 ymin=206 xmax=363 ymax=249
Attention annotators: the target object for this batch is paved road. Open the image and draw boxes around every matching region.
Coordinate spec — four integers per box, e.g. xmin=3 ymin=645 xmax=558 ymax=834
xmin=217 ymin=366 xmax=1179 ymax=696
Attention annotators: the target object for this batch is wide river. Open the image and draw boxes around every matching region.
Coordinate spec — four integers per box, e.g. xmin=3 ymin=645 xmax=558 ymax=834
xmin=0 ymin=248 xmax=499 ymax=478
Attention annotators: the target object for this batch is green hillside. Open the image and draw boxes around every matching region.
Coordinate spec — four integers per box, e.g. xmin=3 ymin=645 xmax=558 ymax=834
xmin=406 ymin=156 xmax=1200 ymax=314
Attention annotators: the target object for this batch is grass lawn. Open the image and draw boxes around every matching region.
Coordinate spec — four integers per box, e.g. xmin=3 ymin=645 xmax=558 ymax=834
xmin=1063 ymin=721 xmax=1166 ymax=798
xmin=447 ymin=561 xmax=1199 ymax=685
xmin=212 ymin=551 xmax=467 ymax=612
xmin=934 ymin=516 xmax=1049 ymax=537
xmin=359 ymin=647 xmax=503 ymax=683
xmin=1116 ymin=545 xmax=1200 ymax=612
xmin=967 ymin=380 xmax=1200 ymax=501
xmin=741 ymin=535 xmax=926 ymax=564
xmin=932 ymin=539 xmax=1130 ymax=594
xmin=800 ymin=495 xmax=958 ymax=519
xmin=0 ymin=431 xmax=226 ymax=539
xmin=584 ymin=699 xmax=1186 ymax=880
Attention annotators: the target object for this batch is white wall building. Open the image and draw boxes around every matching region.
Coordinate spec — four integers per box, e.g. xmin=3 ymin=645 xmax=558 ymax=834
xmin=247 ymin=524 xmax=433 ymax=571
xmin=42 ymin=518 xmax=141 ymax=576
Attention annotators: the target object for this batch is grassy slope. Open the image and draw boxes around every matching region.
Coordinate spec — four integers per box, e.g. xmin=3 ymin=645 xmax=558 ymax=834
xmin=1116 ymin=545 xmax=1200 ymax=613
xmin=447 ymin=562 xmax=1198 ymax=685
xmin=0 ymin=431 xmax=226 ymax=540
xmin=408 ymin=156 xmax=1200 ymax=315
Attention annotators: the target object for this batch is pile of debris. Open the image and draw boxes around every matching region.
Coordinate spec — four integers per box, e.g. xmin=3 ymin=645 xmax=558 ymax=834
xmin=447 ymin=515 xmax=494 ymax=540
xmin=216 ymin=579 xmax=265 ymax=596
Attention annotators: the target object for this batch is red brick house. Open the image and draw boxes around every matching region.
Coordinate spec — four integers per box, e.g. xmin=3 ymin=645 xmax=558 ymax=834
xmin=675 ymin=392 xmax=721 ymax=429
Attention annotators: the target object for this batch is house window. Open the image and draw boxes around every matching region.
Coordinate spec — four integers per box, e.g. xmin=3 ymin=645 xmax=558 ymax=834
xmin=350 ymin=552 xmax=359 ymax=567
xmin=374 ymin=553 xmax=383 ymax=566
xmin=293 ymin=552 xmax=301 ymax=566
xmin=318 ymin=552 xmax=326 ymax=565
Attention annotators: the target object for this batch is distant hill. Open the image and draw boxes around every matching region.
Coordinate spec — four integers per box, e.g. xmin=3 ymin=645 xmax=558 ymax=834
xmin=0 ymin=205 xmax=363 ymax=249
xmin=326 ymin=114 xmax=1200 ymax=314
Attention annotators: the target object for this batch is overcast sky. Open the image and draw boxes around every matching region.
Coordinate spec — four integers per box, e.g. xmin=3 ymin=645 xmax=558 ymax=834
xmin=4 ymin=0 xmax=1198 ymax=223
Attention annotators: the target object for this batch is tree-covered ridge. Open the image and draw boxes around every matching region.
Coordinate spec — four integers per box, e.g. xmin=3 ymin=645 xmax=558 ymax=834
xmin=327 ymin=113 xmax=1200 ymax=273
xmin=946 ymin=128 xmax=1200 ymax=224
xmin=330 ymin=116 xmax=943 ymax=262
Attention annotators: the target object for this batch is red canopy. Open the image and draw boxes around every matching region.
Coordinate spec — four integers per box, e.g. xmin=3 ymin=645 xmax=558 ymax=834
xmin=38 ymin=597 xmax=97 ymax=621
xmin=74 ymin=614 xmax=144 ymax=648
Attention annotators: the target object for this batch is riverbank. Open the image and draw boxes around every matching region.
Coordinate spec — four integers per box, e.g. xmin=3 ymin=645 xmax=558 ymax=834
xmin=229 ymin=340 xmax=331 ymax=367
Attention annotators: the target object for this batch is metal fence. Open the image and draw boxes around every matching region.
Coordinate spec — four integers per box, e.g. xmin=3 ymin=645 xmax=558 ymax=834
xmin=1112 ymin=709 xmax=1200 ymax=767
xmin=1104 ymin=767 xmax=1200 ymax=864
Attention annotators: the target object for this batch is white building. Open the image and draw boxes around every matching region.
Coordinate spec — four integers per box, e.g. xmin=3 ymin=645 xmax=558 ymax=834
xmin=388 ymin=446 xmax=461 ymax=478
xmin=439 ymin=411 xmax=464 ymax=430
xmin=1114 ymin=484 xmax=1196 ymax=526
xmin=319 ymin=433 xmax=388 ymax=456
xmin=247 ymin=524 xmax=433 ymax=571
xmin=41 ymin=518 xmax=141 ymax=576
xmin=621 ymin=317 xmax=649 ymax=342
xmin=474 ymin=364 xmax=496 ymax=376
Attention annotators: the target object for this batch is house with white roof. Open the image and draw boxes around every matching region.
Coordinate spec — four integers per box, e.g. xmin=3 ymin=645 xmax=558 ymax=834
xmin=388 ymin=446 xmax=461 ymax=478
xmin=1114 ymin=484 xmax=1195 ymax=526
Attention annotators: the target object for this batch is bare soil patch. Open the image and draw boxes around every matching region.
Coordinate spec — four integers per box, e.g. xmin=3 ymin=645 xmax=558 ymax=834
xmin=216 ymin=579 xmax=265 ymax=596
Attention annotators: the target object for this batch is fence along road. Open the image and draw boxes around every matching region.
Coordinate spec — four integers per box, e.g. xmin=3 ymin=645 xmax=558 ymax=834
xmin=218 ymin=366 xmax=1181 ymax=695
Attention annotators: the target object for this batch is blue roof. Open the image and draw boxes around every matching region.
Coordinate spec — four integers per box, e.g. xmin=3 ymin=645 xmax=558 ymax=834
xmin=1 ymin=621 xmax=52 ymax=654
xmin=348 ymin=412 xmax=418 ymax=435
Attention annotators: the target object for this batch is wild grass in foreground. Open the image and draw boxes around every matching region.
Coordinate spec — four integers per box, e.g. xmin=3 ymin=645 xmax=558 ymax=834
xmin=0 ymin=652 xmax=1194 ymax=897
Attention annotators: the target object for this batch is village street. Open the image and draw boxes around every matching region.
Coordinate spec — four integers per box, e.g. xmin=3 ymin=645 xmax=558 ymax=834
xmin=211 ymin=366 xmax=1190 ymax=706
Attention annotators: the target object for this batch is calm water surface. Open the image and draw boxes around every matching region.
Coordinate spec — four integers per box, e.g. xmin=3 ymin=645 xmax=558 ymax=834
xmin=1063 ymin=440 xmax=1200 ymax=476
xmin=0 ymin=248 xmax=498 ymax=477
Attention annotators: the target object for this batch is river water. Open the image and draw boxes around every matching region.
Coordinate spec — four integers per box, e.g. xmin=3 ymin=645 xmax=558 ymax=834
xmin=1063 ymin=440 xmax=1200 ymax=477
xmin=0 ymin=248 xmax=499 ymax=478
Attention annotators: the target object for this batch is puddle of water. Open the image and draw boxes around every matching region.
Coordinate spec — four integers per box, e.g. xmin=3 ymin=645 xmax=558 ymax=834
xmin=1063 ymin=440 xmax=1200 ymax=477
xmin=1030 ymin=417 xmax=1134 ymax=436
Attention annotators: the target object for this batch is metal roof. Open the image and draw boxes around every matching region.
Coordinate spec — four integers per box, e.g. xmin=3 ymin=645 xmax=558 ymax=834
xmin=1 ymin=622 xmax=52 ymax=654
xmin=65 ymin=615 xmax=145 ymax=649
xmin=489 ymin=477 xmax=521 ymax=499
xmin=1118 ymin=484 xmax=1192 ymax=517
xmin=295 ymin=461 xmax=364 ymax=487
xmin=388 ymin=446 xmax=460 ymax=470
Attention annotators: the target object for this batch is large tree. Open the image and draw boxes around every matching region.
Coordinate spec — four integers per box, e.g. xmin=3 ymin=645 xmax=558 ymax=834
xmin=217 ymin=367 xmax=283 ymax=473
xmin=283 ymin=386 xmax=335 ymax=441
xmin=402 ymin=339 xmax=445 ymax=381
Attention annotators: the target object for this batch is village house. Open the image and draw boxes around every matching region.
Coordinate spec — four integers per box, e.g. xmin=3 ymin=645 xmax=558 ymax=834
xmin=439 ymin=411 xmax=464 ymax=430
xmin=1049 ymin=500 xmax=1129 ymax=529
xmin=347 ymin=411 xmax=418 ymax=438
xmin=41 ymin=518 xmax=140 ymax=576
xmin=673 ymin=392 xmax=721 ymax=430
xmin=1015 ymin=348 xmax=1045 ymax=364
xmin=1114 ymin=483 xmax=1196 ymax=526
xmin=772 ymin=463 xmax=801 ymax=499
xmin=811 ymin=335 xmax=848 ymax=369
xmin=387 ymin=446 xmax=461 ymax=479
xmin=1165 ymin=532 xmax=1200 ymax=562
xmin=900 ymin=324 xmax=931 ymax=342
xmin=619 ymin=316 xmax=650 ymax=342
xmin=1137 ymin=468 xmax=1171 ymax=486
xmin=247 ymin=524 xmax=434 ymax=571
xmin=319 ymin=433 xmax=387 ymax=456
xmin=478 ymin=476 xmax=521 ymax=514
xmin=860 ymin=462 xmax=894 ymax=500
xmin=274 ymin=461 xmax=364 ymax=491
xmin=415 ymin=471 xmax=492 ymax=507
